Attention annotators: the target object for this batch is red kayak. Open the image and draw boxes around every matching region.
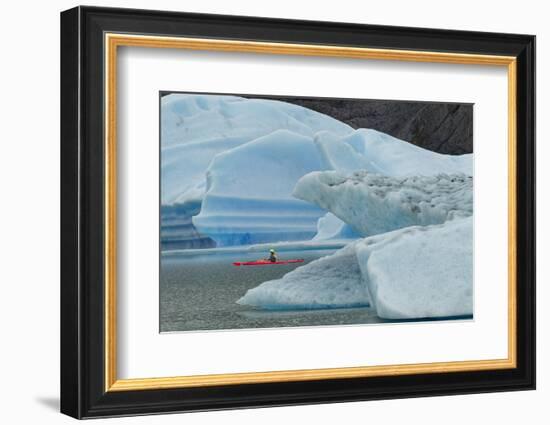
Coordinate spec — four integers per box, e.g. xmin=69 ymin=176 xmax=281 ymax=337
xmin=233 ymin=259 xmax=304 ymax=266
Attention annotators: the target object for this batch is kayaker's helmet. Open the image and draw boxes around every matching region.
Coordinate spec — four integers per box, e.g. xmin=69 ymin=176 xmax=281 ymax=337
xmin=270 ymin=249 xmax=275 ymax=253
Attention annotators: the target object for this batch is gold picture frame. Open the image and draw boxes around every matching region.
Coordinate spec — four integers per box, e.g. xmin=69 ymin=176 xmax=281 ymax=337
xmin=104 ymin=33 xmax=518 ymax=392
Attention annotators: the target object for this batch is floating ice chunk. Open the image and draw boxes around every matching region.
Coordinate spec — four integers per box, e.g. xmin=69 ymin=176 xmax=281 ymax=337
xmin=294 ymin=170 xmax=472 ymax=237
xmin=239 ymin=217 xmax=473 ymax=319
xmin=356 ymin=217 xmax=473 ymax=319
xmin=237 ymin=243 xmax=369 ymax=310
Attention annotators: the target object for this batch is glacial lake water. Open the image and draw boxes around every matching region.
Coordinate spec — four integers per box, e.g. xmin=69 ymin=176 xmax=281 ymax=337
xmin=160 ymin=248 xmax=384 ymax=332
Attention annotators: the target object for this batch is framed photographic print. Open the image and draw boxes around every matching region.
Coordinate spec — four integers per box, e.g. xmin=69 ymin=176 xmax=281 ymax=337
xmin=60 ymin=6 xmax=536 ymax=419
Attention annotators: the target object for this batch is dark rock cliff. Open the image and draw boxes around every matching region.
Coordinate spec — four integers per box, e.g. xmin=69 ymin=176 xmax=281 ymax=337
xmin=283 ymin=98 xmax=473 ymax=155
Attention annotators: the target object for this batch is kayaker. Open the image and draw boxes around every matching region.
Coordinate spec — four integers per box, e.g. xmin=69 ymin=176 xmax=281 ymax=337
xmin=268 ymin=248 xmax=278 ymax=263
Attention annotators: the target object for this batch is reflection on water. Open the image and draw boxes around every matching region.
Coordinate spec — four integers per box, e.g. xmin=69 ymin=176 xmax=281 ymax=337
xmin=160 ymin=249 xmax=382 ymax=332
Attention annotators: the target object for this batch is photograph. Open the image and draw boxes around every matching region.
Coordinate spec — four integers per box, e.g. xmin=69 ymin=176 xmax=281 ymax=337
xmin=160 ymin=92 xmax=474 ymax=332
xmin=56 ymin=3 xmax=536 ymax=420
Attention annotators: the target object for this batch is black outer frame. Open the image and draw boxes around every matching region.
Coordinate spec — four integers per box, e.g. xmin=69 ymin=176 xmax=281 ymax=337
xmin=60 ymin=5 xmax=536 ymax=419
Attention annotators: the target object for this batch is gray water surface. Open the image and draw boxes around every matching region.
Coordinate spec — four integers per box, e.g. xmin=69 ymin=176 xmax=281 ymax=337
xmin=160 ymin=249 xmax=381 ymax=332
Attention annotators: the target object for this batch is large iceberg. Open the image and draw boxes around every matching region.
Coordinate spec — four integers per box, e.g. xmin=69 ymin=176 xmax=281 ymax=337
xmin=161 ymin=94 xmax=353 ymax=247
xmin=307 ymin=129 xmax=471 ymax=241
xmin=161 ymin=94 xmax=352 ymax=205
xmin=294 ymin=171 xmax=472 ymax=237
xmin=192 ymin=130 xmax=329 ymax=246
